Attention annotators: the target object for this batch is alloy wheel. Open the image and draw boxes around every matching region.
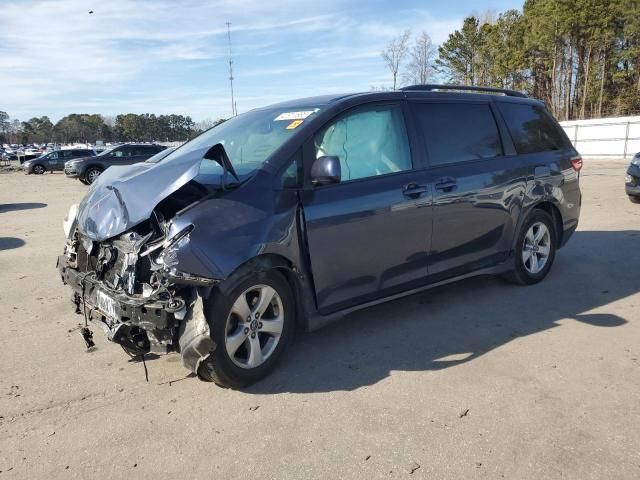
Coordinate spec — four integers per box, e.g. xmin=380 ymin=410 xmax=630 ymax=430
xmin=86 ymin=169 xmax=101 ymax=183
xmin=33 ymin=165 xmax=45 ymax=174
xmin=224 ymin=284 xmax=284 ymax=369
xmin=522 ymin=221 xmax=551 ymax=274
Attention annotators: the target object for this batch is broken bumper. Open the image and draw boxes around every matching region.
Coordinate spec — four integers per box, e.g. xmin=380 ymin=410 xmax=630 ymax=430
xmin=57 ymin=255 xmax=182 ymax=353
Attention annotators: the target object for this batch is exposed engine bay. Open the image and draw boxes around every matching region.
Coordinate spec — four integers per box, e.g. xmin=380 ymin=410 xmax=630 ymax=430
xmin=57 ymin=180 xmax=220 ymax=372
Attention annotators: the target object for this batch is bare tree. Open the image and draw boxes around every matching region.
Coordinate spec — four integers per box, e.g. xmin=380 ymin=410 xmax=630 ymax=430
xmin=381 ymin=29 xmax=411 ymax=90
xmin=403 ymin=32 xmax=436 ymax=86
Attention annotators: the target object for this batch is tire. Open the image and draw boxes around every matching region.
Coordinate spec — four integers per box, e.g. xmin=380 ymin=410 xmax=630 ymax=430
xmin=197 ymin=270 xmax=294 ymax=388
xmin=85 ymin=167 xmax=103 ymax=184
xmin=79 ymin=178 xmax=90 ymax=186
xmin=629 ymin=196 xmax=640 ymax=204
xmin=32 ymin=164 xmax=46 ymax=175
xmin=503 ymin=209 xmax=557 ymax=285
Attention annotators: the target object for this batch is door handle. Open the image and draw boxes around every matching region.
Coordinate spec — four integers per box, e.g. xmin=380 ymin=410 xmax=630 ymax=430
xmin=402 ymin=183 xmax=428 ymax=197
xmin=435 ymin=178 xmax=457 ymax=192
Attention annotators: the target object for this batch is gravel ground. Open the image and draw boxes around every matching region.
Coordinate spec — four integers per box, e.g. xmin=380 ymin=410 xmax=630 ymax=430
xmin=0 ymin=161 xmax=639 ymax=479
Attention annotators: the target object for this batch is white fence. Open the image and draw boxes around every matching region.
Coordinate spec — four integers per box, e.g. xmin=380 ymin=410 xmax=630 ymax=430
xmin=559 ymin=116 xmax=640 ymax=159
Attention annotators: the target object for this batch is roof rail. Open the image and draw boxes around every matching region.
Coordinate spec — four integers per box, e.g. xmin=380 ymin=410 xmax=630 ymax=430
xmin=401 ymin=84 xmax=527 ymax=98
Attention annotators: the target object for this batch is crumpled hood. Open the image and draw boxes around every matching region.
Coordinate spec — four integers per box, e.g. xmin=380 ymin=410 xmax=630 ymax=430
xmin=76 ymin=150 xmax=202 ymax=241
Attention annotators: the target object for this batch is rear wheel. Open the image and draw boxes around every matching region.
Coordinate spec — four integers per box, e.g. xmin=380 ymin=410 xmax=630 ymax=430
xmin=503 ymin=209 xmax=557 ymax=285
xmin=32 ymin=164 xmax=46 ymax=174
xmin=85 ymin=167 xmax=103 ymax=184
xmin=197 ymin=270 xmax=294 ymax=388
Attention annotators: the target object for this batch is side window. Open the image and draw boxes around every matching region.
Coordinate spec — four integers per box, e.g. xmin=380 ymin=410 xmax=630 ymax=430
xmin=62 ymin=151 xmax=74 ymax=159
xmin=49 ymin=152 xmax=59 ymax=160
xmin=112 ymin=148 xmax=130 ymax=157
xmin=411 ymin=102 xmax=503 ymax=166
xmin=281 ymin=151 xmax=302 ymax=188
xmin=497 ymin=103 xmax=568 ymax=154
xmin=314 ymin=104 xmax=412 ymax=182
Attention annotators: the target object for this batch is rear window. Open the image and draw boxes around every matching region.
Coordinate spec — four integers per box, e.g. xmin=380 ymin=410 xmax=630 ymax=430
xmin=497 ymin=103 xmax=568 ymax=154
xmin=411 ymin=102 xmax=503 ymax=166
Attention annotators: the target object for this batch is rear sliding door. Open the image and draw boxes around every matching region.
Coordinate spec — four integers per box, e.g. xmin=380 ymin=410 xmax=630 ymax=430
xmin=409 ymin=100 xmax=528 ymax=278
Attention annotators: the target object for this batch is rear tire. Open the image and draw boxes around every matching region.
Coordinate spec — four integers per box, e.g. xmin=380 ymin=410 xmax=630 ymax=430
xmin=503 ymin=209 xmax=557 ymax=285
xmin=197 ymin=270 xmax=294 ymax=388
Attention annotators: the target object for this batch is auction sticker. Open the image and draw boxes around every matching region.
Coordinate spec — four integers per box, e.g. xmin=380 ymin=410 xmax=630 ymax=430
xmin=274 ymin=111 xmax=316 ymax=121
xmin=286 ymin=120 xmax=304 ymax=129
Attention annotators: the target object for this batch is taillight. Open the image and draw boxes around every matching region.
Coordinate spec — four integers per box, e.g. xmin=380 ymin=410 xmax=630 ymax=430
xmin=570 ymin=155 xmax=583 ymax=171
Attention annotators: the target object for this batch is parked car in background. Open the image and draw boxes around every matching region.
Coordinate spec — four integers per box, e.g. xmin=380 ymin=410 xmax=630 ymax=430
xmin=64 ymin=143 xmax=167 ymax=184
xmin=17 ymin=148 xmax=43 ymax=164
xmin=23 ymin=149 xmax=96 ymax=174
xmin=57 ymin=85 xmax=582 ymax=388
xmin=144 ymin=145 xmax=177 ymax=164
xmin=626 ymin=153 xmax=640 ymax=203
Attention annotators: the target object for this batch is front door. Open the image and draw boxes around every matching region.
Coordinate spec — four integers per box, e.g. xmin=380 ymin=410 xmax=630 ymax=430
xmin=300 ymin=102 xmax=433 ymax=313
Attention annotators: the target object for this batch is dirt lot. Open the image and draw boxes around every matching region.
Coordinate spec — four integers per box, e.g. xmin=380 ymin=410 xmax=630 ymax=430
xmin=0 ymin=162 xmax=639 ymax=479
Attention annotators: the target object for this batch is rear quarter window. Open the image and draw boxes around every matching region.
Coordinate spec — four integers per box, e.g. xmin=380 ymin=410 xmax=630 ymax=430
xmin=411 ymin=102 xmax=503 ymax=166
xmin=497 ymin=103 xmax=568 ymax=154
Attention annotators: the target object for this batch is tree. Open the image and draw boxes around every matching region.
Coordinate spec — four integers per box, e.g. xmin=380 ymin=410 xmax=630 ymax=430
xmin=381 ymin=30 xmax=411 ymax=90
xmin=0 ymin=111 xmax=10 ymax=143
xmin=403 ymin=32 xmax=436 ymax=85
xmin=437 ymin=17 xmax=483 ymax=85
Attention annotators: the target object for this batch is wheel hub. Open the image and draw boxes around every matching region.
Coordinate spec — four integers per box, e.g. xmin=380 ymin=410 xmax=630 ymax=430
xmin=224 ymin=284 xmax=284 ymax=369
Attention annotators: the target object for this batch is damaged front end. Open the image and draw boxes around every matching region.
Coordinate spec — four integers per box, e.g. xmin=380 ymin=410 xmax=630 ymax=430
xmin=58 ymin=211 xmax=218 ymax=371
xmin=57 ymin=150 xmax=226 ymax=373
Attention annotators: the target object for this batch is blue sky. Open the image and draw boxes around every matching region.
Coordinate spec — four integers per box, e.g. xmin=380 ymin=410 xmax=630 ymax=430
xmin=0 ymin=0 xmax=522 ymax=122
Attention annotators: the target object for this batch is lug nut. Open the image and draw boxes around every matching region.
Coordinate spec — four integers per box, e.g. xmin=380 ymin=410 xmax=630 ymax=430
xmin=251 ymin=333 xmax=256 ymax=338
xmin=258 ymin=322 xmax=263 ymax=328
xmin=244 ymin=327 xmax=249 ymax=334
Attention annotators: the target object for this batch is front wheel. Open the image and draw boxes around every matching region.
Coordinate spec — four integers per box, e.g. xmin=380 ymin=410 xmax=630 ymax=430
xmin=32 ymin=165 xmax=46 ymax=174
xmin=503 ymin=209 xmax=557 ymax=285
xmin=629 ymin=196 xmax=640 ymax=204
xmin=85 ymin=167 xmax=102 ymax=184
xmin=197 ymin=270 xmax=294 ymax=388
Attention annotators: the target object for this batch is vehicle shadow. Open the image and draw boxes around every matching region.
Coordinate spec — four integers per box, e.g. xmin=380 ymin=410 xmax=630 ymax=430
xmin=0 ymin=202 xmax=47 ymax=213
xmin=247 ymin=230 xmax=639 ymax=394
xmin=0 ymin=237 xmax=26 ymax=251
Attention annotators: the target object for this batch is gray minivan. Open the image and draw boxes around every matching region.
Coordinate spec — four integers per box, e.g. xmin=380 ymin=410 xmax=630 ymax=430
xmin=57 ymin=85 xmax=582 ymax=388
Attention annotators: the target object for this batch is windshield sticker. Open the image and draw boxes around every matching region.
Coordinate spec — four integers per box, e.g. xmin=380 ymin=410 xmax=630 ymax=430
xmin=286 ymin=119 xmax=304 ymax=130
xmin=274 ymin=111 xmax=316 ymax=121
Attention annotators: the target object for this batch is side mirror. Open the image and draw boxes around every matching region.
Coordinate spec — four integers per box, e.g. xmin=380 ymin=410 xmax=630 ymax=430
xmin=311 ymin=156 xmax=341 ymax=186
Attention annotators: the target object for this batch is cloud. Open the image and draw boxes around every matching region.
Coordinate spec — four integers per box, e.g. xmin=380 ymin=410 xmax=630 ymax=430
xmin=0 ymin=0 xmax=462 ymax=121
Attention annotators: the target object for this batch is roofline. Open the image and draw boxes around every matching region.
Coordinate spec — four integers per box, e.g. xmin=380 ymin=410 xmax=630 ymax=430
xmin=401 ymin=84 xmax=527 ymax=98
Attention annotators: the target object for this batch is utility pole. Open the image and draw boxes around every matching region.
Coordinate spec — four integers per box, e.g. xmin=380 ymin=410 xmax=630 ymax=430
xmin=226 ymin=21 xmax=237 ymax=116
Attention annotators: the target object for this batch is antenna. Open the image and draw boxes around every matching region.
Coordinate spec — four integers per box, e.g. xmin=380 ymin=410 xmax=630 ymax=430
xmin=226 ymin=21 xmax=237 ymax=117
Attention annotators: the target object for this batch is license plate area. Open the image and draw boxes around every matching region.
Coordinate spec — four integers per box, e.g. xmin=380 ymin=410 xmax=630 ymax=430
xmin=96 ymin=290 xmax=118 ymax=322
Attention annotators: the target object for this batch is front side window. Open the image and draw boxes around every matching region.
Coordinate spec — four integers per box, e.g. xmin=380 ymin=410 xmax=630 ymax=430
xmin=412 ymin=102 xmax=503 ymax=166
xmin=112 ymin=148 xmax=132 ymax=158
xmin=314 ymin=104 xmax=412 ymax=181
xmin=497 ymin=103 xmax=568 ymax=154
